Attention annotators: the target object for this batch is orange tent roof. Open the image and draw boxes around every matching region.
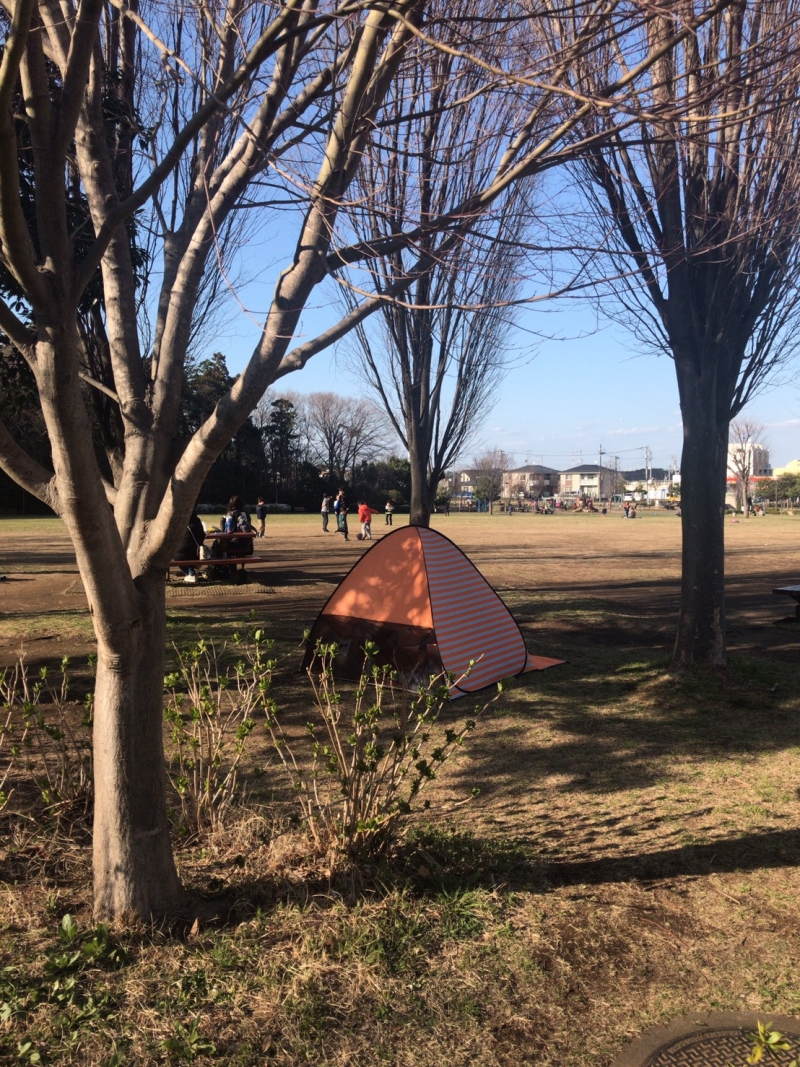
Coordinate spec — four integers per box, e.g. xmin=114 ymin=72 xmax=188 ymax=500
xmin=323 ymin=526 xmax=432 ymax=628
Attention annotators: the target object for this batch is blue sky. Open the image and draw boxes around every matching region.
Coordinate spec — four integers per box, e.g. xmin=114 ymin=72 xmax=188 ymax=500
xmin=214 ymin=229 xmax=800 ymax=473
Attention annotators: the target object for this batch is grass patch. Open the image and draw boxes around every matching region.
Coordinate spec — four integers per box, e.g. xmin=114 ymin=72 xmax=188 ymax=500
xmin=0 ymin=612 xmax=95 ymax=647
xmin=2 ymin=817 xmax=800 ymax=1066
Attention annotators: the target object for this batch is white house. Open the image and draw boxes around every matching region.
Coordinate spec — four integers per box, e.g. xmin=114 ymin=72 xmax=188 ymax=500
xmin=502 ymin=464 xmax=560 ymax=500
xmin=727 ymin=441 xmax=772 ymax=478
xmin=621 ymin=467 xmax=678 ymax=502
xmin=558 ymin=464 xmax=617 ymax=500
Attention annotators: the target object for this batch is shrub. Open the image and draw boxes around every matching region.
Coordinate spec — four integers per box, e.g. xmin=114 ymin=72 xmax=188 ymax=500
xmin=263 ymin=640 xmax=506 ymax=860
xmin=163 ymin=636 xmax=265 ymax=834
xmin=0 ymin=654 xmax=93 ymax=813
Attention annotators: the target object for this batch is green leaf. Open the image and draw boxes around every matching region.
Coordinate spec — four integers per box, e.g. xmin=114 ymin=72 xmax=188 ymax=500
xmin=59 ymin=914 xmax=79 ymax=943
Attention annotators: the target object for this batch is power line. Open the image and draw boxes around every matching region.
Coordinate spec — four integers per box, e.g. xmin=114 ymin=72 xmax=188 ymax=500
xmin=493 ymin=444 xmax=661 ymax=460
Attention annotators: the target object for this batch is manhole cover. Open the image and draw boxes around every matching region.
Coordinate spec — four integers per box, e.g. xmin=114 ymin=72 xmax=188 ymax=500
xmin=644 ymin=1026 xmax=799 ymax=1066
xmin=613 ymin=1014 xmax=800 ymax=1067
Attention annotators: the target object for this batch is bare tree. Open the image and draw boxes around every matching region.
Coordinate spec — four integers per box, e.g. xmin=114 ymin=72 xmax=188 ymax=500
xmin=566 ymin=1 xmax=800 ymax=665
xmin=0 ymin=0 xmax=734 ymax=919
xmin=473 ymin=448 xmax=509 ymax=514
xmin=339 ymin=2 xmax=532 ymax=526
xmin=728 ymin=419 xmax=768 ymax=518
xmin=253 ymin=390 xmax=314 ymax=466
xmin=304 ymin=392 xmax=394 ymax=483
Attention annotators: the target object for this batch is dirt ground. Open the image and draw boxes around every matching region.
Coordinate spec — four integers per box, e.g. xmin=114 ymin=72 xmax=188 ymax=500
xmin=1 ymin=507 xmax=797 ymax=661
xmin=1 ymin=510 xmax=799 ymax=1065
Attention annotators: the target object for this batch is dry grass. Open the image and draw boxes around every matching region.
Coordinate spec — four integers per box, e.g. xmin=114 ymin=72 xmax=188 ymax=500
xmin=1 ymin=511 xmax=799 ymax=1064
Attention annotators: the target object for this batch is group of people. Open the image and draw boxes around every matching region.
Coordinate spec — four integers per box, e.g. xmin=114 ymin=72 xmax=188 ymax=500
xmin=176 ymin=495 xmax=258 ymax=583
xmin=320 ymin=492 xmax=395 ymax=542
xmin=623 ymin=502 xmax=638 ymax=519
xmin=175 ymin=487 xmax=392 ymax=583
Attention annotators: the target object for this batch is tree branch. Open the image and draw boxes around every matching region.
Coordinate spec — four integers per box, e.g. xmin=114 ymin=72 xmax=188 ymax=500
xmin=79 ymin=370 xmax=120 ymax=403
xmin=0 ymin=418 xmax=59 ymax=511
xmin=0 ymin=0 xmax=50 ymax=306
xmin=55 ymin=0 xmax=105 ymax=159
xmin=71 ymin=0 xmax=378 ymax=301
xmin=0 ymin=297 xmax=36 ymax=356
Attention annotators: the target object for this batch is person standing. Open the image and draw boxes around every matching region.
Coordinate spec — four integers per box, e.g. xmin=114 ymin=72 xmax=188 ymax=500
xmin=321 ymin=493 xmax=332 ymax=532
xmin=255 ymin=496 xmax=268 ymax=537
xmin=384 ymin=500 xmax=394 ymax=525
xmin=335 ymin=489 xmax=349 ymax=541
xmin=357 ymin=500 xmax=380 ymax=540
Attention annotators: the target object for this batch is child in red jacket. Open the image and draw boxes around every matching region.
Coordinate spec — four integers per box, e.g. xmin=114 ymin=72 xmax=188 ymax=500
xmin=357 ymin=500 xmax=380 ymax=540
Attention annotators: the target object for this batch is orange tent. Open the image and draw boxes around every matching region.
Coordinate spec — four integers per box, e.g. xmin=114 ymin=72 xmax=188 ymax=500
xmin=302 ymin=526 xmax=563 ymax=697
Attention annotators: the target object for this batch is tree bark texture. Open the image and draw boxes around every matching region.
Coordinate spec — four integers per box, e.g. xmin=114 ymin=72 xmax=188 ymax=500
xmin=92 ymin=576 xmax=183 ymax=920
xmin=673 ymin=359 xmax=729 ymax=667
xmin=408 ymin=456 xmax=432 ymax=526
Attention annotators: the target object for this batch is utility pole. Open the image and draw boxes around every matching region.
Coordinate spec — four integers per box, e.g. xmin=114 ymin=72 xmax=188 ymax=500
xmin=643 ymin=445 xmax=652 ymax=503
xmin=598 ymin=444 xmax=605 ymax=500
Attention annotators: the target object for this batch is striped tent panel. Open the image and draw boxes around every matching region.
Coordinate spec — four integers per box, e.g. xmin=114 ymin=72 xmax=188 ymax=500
xmin=418 ymin=527 xmax=528 ymax=692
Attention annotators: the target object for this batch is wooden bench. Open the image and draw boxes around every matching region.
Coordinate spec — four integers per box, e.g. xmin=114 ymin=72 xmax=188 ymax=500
xmin=773 ymin=585 xmax=800 ymax=620
xmin=169 ymin=556 xmax=264 ymax=581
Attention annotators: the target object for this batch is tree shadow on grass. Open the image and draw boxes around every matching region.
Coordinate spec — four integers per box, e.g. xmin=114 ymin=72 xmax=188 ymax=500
xmin=186 ymin=821 xmax=800 ymax=930
xmin=397 ymin=824 xmax=800 ymax=892
xmin=442 ymin=658 xmax=799 ymax=806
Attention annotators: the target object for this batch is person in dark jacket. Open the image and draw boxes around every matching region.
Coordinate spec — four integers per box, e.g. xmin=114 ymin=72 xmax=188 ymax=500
xmin=335 ymin=489 xmax=349 ymax=541
xmin=255 ymin=496 xmax=268 ymax=537
xmin=221 ymin=495 xmax=254 ymax=558
xmin=175 ymin=511 xmax=206 ymax=583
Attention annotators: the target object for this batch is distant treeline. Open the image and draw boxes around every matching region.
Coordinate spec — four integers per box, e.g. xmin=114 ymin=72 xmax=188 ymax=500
xmin=0 ymin=351 xmax=409 ymax=514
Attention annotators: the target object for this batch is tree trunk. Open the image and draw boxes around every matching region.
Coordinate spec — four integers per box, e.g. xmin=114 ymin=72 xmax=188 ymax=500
xmin=408 ymin=432 xmax=432 ymax=527
xmin=92 ymin=574 xmax=184 ymax=921
xmin=673 ymin=367 xmax=729 ymax=667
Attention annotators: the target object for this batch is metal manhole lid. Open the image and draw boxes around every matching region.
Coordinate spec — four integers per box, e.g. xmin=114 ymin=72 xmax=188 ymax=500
xmin=613 ymin=1013 xmax=800 ymax=1067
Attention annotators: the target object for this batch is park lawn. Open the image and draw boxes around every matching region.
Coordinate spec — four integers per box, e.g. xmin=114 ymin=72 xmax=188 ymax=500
xmin=0 ymin=512 xmax=799 ymax=1064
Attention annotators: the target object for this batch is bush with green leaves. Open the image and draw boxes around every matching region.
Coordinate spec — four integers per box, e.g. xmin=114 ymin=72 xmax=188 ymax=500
xmin=263 ymin=639 xmax=506 ymax=859
xmin=0 ymin=654 xmax=94 ymax=813
xmin=163 ymin=635 xmax=267 ymax=834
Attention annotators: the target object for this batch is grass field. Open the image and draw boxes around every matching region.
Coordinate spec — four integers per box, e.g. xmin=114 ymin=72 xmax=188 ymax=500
xmin=1 ymin=511 xmax=799 ymax=1065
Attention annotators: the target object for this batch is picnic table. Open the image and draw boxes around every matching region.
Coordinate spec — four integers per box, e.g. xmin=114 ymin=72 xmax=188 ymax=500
xmin=169 ymin=531 xmax=262 ymax=580
xmin=773 ymin=585 xmax=800 ymax=620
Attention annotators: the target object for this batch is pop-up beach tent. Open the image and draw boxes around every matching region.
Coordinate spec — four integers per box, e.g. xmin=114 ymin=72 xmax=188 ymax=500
xmin=302 ymin=525 xmax=563 ymax=697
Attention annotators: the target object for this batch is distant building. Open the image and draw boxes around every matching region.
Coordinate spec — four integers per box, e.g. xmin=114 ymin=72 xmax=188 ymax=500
xmin=450 ymin=469 xmax=482 ymax=505
xmin=621 ymin=467 xmax=678 ymax=501
xmin=558 ymin=464 xmax=617 ymax=500
xmin=727 ymin=441 xmax=772 ymax=478
xmin=774 ymin=459 xmax=800 ymax=477
xmin=502 ymin=464 xmax=559 ymax=499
